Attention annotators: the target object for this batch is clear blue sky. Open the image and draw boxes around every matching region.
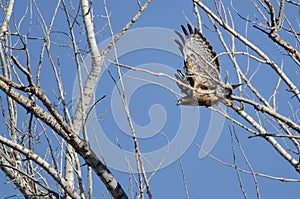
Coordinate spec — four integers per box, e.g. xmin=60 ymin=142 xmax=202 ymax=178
xmin=1 ymin=1 xmax=299 ymax=198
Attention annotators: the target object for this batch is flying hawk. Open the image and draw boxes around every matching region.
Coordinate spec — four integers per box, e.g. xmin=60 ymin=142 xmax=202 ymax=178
xmin=174 ymin=24 xmax=240 ymax=107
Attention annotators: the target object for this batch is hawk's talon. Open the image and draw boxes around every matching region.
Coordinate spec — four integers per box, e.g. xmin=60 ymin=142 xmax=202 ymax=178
xmin=239 ymin=102 xmax=245 ymax=110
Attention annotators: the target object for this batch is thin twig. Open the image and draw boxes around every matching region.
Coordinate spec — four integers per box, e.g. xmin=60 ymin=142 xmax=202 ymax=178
xmin=197 ymin=144 xmax=300 ymax=182
xmin=178 ymin=157 xmax=190 ymax=199
xmin=104 ymin=1 xmax=152 ymax=198
xmin=232 ymin=126 xmax=261 ymax=199
xmin=229 ymin=127 xmax=248 ymax=199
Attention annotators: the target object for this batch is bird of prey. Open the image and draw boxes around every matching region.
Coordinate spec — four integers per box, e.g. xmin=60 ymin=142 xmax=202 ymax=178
xmin=174 ymin=24 xmax=240 ymax=107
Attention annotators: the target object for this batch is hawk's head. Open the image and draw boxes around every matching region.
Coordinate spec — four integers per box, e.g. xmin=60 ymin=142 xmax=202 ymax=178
xmin=177 ymin=96 xmax=199 ymax=106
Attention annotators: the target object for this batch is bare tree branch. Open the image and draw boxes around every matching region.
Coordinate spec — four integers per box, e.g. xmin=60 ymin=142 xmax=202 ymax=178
xmin=194 ymin=0 xmax=300 ymax=103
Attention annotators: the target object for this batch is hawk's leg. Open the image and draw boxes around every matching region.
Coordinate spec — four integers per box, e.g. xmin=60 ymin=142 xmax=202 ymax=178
xmin=224 ymin=99 xmax=233 ymax=107
xmin=223 ymin=99 xmax=245 ymax=111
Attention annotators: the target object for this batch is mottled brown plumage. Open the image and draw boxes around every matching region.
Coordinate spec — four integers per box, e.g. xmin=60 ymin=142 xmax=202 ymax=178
xmin=174 ymin=24 xmax=240 ymax=107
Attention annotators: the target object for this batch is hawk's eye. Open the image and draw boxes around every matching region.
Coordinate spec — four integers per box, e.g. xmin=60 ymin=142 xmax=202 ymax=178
xmin=177 ymin=99 xmax=182 ymax=105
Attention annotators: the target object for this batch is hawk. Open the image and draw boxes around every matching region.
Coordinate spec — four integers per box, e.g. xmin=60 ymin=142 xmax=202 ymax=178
xmin=174 ymin=24 xmax=240 ymax=107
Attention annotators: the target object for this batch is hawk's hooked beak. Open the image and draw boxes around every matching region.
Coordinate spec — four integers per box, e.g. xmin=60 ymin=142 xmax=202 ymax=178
xmin=232 ymin=83 xmax=243 ymax=89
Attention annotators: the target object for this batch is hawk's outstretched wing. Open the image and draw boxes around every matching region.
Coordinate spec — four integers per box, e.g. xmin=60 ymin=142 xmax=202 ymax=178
xmin=174 ymin=24 xmax=235 ymax=107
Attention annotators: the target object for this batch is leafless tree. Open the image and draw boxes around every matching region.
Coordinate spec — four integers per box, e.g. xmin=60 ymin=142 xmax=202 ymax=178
xmin=0 ymin=0 xmax=299 ymax=198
